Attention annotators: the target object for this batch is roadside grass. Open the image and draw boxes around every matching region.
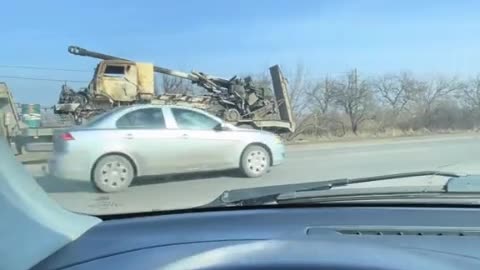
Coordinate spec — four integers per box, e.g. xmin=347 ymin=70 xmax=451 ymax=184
xmin=288 ymin=128 xmax=479 ymax=145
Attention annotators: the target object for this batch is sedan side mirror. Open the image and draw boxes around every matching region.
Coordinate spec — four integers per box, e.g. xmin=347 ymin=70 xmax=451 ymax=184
xmin=214 ymin=123 xmax=230 ymax=131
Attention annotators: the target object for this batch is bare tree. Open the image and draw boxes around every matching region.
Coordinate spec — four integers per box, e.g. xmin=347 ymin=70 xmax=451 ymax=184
xmin=370 ymin=72 xmax=418 ymax=131
xmin=160 ymin=74 xmax=193 ymax=94
xmin=308 ymin=77 xmax=336 ymax=114
xmin=415 ymin=77 xmax=460 ymax=111
xmin=333 ymin=69 xmax=373 ymax=135
xmin=288 ymin=64 xmax=311 ymax=118
xmin=462 ymin=75 xmax=480 ymax=110
xmin=410 ymin=76 xmax=462 ymax=128
xmin=373 ymin=72 xmax=414 ymax=114
xmin=303 ymin=76 xmax=348 ymax=137
xmin=284 ymin=64 xmax=315 ymax=139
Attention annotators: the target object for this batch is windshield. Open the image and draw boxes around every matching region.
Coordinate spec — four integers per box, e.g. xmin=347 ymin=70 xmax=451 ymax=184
xmin=4 ymin=1 xmax=480 ymax=215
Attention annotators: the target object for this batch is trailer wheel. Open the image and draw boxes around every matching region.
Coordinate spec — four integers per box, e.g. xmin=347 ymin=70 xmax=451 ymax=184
xmin=225 ymin=109 xmax=241 ymax=122
xmin=92 ymin=154 xmax=135 ymax=193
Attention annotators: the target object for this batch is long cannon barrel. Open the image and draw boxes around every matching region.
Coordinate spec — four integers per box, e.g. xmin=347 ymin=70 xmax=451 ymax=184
xmin=68 ymin=46 xmax=229 ymax=86
xmin=68 ymin=46 xmax=129 ymax=61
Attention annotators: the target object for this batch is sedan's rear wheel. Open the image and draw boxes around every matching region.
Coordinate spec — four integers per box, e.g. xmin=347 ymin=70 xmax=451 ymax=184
xmin=240 ymin=145 xmax=271 ymax=178
xmin=93 ymin=155 xmax=134 ymax=193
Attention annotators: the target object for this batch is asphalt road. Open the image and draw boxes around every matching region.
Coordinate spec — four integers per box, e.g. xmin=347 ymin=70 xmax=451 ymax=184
xmin=23 ymin=134 xmax=480 ymax=215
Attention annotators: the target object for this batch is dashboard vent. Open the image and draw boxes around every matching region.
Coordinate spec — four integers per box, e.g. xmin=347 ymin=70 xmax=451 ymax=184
xmin=307 ymin=226 xmax=480 ymax=237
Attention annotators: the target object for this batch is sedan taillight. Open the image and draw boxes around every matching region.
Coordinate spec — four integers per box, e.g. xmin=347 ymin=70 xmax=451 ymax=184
xmin=60 ymin=132 xmax=75 ymax=141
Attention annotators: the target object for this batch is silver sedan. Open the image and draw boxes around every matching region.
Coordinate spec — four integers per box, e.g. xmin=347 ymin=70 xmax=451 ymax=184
xmin=49 ymin=105 xmax=285 ymax=192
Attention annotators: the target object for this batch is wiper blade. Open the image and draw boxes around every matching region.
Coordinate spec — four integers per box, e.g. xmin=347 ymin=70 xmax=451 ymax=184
xmin=206 ymin=171 xmax=462 ymax=207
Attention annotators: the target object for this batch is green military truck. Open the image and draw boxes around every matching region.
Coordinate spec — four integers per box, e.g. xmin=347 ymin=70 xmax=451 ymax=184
xmin=0 ymin=83 xmax=71 ymax=154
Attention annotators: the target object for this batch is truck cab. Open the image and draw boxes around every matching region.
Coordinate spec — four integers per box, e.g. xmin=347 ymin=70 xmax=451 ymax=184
xmin=89 ymin=60 xmax=155 ymax=103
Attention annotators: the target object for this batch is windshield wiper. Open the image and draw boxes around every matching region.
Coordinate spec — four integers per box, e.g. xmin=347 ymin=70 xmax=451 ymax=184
xmin=205 ymin=171 xmax=462 ymax=207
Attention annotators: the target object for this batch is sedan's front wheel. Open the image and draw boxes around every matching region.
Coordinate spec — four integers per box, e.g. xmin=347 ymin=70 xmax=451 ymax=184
xmin=240 ymin=145 xmax=271 ymax=178
xmin=93 ymin=155 xmax=135 ymax=193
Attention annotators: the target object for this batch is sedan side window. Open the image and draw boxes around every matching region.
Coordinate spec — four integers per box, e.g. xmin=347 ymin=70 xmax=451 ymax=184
xmin=171 ymin=108 xmax=219 ymax=130
xmin=116 ymin=108 xmax=166 ymax=129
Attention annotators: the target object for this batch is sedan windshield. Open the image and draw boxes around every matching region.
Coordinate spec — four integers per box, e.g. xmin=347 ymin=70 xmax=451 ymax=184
xmin=4 ymin=1 xmax=480 ymax=216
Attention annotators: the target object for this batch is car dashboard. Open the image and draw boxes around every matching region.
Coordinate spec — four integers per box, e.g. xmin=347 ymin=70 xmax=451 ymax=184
xmin=34 ymin=206 xmax=480 ymax=270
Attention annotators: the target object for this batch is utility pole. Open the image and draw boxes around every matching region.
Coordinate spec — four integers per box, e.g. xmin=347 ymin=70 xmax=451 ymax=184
xmin=323 ymin=75 xmax=330 ymax=114
xmin=325 ymin=75 xmax=329 ymax=95
xmin=353 ymin=68 xmax=358 ymax=92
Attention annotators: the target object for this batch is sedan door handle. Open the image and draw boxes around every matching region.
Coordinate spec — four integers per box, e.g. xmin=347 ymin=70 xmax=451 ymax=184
xmin=124 ymin=134 xmax=134 ymax=140
xmin=181 ymin=133 xmax=189 ymax=139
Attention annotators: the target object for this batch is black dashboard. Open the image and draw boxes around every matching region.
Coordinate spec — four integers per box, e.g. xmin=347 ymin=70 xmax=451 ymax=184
xmin=33 ymin=206 xmax=480 ymax=269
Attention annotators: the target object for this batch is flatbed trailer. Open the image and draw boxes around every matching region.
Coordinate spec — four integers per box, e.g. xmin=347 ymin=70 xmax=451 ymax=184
xmin=1 ymin=64 xmax=295 ymax=154
xmin=58 ymin=46 xmax=295 ymax=134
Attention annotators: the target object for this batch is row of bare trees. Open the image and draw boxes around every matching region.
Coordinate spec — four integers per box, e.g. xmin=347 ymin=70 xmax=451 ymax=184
xmin=156 ymin=66 xmax=480 ymax=139
xmin=286 ymin=67 xmax=480 ymax=139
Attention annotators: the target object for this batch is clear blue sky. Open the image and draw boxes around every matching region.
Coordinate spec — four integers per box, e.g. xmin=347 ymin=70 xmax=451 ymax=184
xmin=1 ymin=0 xmax=480 ymax=104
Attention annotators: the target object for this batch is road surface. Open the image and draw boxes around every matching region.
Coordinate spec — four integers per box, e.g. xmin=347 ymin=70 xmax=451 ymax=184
xmin=24 ymin=134 xmax=480 ymax=215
